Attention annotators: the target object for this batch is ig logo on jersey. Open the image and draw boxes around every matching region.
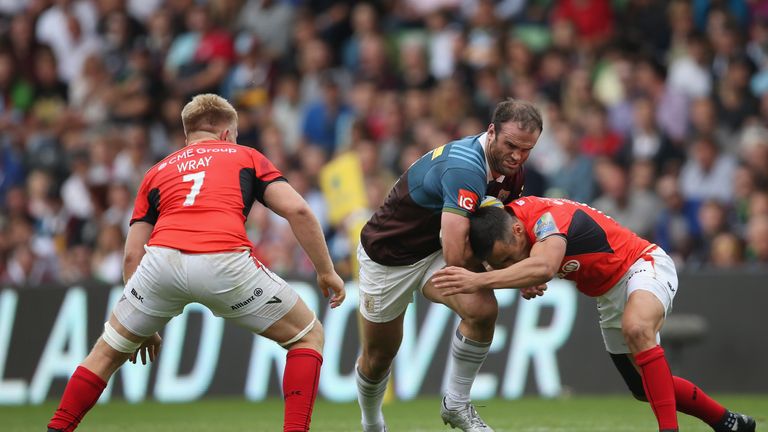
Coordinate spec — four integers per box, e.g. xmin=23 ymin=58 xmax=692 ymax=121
xmin=457 ymin=189 xmax=478 ymax=211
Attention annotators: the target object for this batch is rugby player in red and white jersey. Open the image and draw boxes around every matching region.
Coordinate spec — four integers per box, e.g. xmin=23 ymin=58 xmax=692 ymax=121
xmin=47 ymin=94 xmax=345 ymax=432
xmin=433 ymin=197 xmax=756 ymax=432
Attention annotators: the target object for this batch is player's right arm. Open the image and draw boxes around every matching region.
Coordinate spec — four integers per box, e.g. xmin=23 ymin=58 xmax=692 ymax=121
xmin=123 ymin=221 xmax=153 ymax=284
xmin=125 ymin=171 xmax=160 ymax=284
xmin=263 ymin=181 xmax=345 ymax=308
xmin=440 ymin=165 xmax=487 ymax=269
xmin=440 ymin=212 xmax=473 ymax=267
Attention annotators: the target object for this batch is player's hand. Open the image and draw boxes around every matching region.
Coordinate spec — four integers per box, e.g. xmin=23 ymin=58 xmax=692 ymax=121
xmin=129 ymin=332 xmax=162 ymax=365
xmin=520 ymin=284 xmax=547 ymax=300
xmin=317 ymin=271 xmax=345 ymax=308
xmin=432 ymin=266 xmax=485 ymax=296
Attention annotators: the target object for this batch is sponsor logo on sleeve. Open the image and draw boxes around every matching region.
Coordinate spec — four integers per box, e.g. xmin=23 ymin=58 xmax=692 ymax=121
xmin=557 ymin=259 xmax=581 ymax=278
xmin=458 ymin=189 xmax=479 ymax=211
xmin=534 ymin=212 xmax=559 ymax=240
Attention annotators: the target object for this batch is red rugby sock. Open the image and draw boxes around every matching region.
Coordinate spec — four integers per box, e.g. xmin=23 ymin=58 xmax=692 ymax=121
xmin=673 ymin=377 xmax=726 ymax=426
xmin=283 ymin=348 xmax=323 ymax=432
xmin=635 ymin=346 xmax=678 ymax=431
xmin=47 ymin=366 xmax=107 ymax=432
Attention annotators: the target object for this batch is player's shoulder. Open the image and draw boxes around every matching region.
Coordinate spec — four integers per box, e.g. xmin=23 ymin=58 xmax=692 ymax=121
xmin=446 ymin=134 xmax=484 ymax=159
xmin=507 ymin=196 xmax=559 ymax=215
xmin=412 ymin=135 xmax=481 ymax=171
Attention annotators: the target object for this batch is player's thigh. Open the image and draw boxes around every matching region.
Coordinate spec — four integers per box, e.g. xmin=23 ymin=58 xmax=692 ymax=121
xmin=227 ymin=282 xmax=314 ymax=346
xmin=622 ymin=248 xmax=677 ymax=333
xmin=124 ymin=246 xmax=191 ymax=318
xmin=357 ymin=244 xmax=426 ymax=324
xmin=189 ymin=252 xmax=307 ymax=342
xmin=112 ymin=294 xmax=173 ymax=339
xmin=420 ymin=256 xmax=498 ymax=322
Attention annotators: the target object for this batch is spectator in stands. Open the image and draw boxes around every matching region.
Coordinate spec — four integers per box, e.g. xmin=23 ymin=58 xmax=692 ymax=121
xmin=690 ymin=199 xmax=730 ymax=264
xmin=592 ymin=160 xmax=659 ymax=240
xmin=301 ymin=73 xmax=353 ymax=157
xmin=165 ymin=4 xmax=234 ymax=100
xmin=654 ymin=175 xmax=696 ymax=265
xmin=709 ymin=232 xmax=745 ymax=268
xmin=579 ymin=102 xmax=623 ymax=158
xmin=91 ymin=223 xmax=123 ymax=284
xmin=236 ymin=0 xmax=295 ymax=59
xmin=547 ymin=121 xmax=595 ymax=203
xmin=618 ymin=95 xmax=683 ymax=174
xmin=680 ymin=135 xmax=737 ymax=204
xmin=745 ymin=215 xmax=768 ymax=265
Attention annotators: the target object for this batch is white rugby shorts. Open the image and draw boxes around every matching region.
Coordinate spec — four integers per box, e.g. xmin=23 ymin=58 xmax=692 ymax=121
xmin=597 ymin=246 xmax=678 ymax=354
xmin=117 ymin=246 xmax=297 ymax=336
xmin=357 ymin=244 xmax=445 ymax=323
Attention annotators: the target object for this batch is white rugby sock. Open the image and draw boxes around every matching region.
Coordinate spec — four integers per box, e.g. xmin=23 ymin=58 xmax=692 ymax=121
xmin=444 ymin=328 xmax=491 ymax=410
xmin=356 ymin=364 xmax=389 ymax=428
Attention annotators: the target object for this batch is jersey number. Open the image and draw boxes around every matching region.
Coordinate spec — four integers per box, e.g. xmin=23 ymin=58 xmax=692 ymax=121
xmin=182 ymin=171 xmax=206 ymax=206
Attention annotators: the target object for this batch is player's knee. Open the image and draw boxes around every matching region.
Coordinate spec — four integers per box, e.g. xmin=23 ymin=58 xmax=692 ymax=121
xmin=459 ymin=300 xmax=498 ymax=329
xmin=101 ymin=321 xmax=142 ymax=355
xmin=285 ymin=319 xmax=324 ymax=352
xmin=621 ymin=323 xmax=654 ymax=346
xmin=360 ymin=345 xmax=397 ymax=377
xmin=303 ymin=320 xmax=324 ymax=351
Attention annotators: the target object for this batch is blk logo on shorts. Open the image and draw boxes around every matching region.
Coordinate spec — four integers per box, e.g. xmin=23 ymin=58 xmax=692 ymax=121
xmin=130 ymin=288 xmax=144 ymax=303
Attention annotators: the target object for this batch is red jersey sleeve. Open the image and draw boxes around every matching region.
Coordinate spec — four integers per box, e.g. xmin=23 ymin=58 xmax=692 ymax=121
xmin=509 ymin=197 xmax=573 ymax=243
xmin=130 ymin=173 xmax=160 ymax=226
xmin=249 ymin=149 xmax=286 ymax=206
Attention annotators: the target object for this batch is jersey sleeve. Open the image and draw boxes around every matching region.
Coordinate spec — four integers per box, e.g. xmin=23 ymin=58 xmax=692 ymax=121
xmin=440 ymin=168 xmax=486 ymax=217
xmin=531 ymin=206 xmax=572 ymax=242
xmin=130 ymin=174 xmax=160 ymax=226
xmin=250 ymin=149 xmax=287 ymax=206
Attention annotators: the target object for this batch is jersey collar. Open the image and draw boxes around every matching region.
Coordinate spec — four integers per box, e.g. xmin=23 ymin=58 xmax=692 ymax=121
xmin=478 ymin=132 xmax=505 ymax=183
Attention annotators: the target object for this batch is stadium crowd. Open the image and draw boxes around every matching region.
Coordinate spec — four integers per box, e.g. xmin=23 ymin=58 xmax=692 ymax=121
xmin=1 ymin=0 xmax=768 ymax=287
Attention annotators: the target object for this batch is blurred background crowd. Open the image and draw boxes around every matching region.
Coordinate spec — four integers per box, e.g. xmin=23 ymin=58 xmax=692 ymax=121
xmin=1 ymin=0 xmax=768 ymax=287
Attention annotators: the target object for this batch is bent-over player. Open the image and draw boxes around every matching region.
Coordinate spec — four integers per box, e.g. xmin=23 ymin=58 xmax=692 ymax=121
xmin=433 ymin=197 xmax=756 ymax=432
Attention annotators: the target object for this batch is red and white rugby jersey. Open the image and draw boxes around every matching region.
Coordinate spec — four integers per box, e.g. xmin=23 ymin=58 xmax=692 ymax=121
xmin=130 ymin=140 xmax=285 ymax=253
xmin=507 ymin=196 xmax=654 ymax=297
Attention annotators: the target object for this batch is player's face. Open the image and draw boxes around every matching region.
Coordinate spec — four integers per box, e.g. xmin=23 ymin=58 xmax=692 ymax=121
xmin=485 ymin=221 xmax=530 ymax=269
xmin=487 ymin=121 xmax=540 ymax=176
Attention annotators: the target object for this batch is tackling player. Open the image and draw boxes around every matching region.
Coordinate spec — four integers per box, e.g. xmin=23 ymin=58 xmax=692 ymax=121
xmin=432 ymin=197 xmax=756 ymax=432
xmin=46 ymin=94 xmax=345 ymax=432
xmin=356 ymin=99 xmax=542 ymax=432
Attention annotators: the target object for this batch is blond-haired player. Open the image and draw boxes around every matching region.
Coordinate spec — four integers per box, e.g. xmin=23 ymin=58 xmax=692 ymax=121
xmin=47 ymin=94 xmax=345 ymax=432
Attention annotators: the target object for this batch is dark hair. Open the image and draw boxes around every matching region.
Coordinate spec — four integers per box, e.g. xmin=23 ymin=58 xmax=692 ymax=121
xmin=470 ymin=206 xmax=514 ymax=260
xmin=491 ymin=99 xmax=543 ymax=135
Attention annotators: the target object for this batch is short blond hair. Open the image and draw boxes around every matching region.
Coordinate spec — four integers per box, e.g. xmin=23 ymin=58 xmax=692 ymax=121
xmin=181 ymin=93 xmax=238 ymax=135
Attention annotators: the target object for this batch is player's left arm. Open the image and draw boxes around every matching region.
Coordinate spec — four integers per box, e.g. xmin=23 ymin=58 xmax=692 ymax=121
xmin=123 ymin=221 xmax=153 ymax=284
xmin=263 ymin=181 xmax=345 ymax=308
xmin=433 ymin=236 xmax=567 ymax=295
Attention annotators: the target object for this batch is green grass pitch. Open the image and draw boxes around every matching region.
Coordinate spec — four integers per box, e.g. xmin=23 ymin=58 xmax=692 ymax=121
xmin=4 ymin=395 xmax=765 ymax=431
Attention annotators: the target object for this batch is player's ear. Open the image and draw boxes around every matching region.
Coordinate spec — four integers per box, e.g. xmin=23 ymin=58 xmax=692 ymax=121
xmin=511 ymin=221 xmax=527 ymax=242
